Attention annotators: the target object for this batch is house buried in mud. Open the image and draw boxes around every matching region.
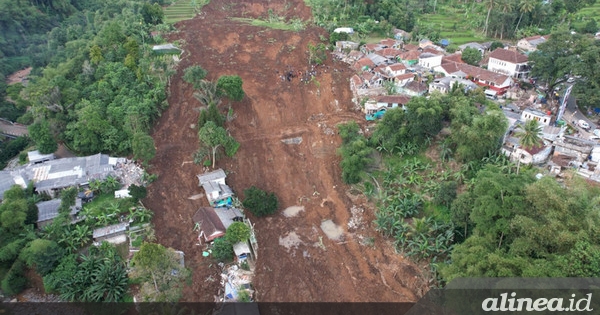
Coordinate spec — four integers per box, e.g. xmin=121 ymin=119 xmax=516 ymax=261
xmin=197 ymin=169 xmax=234 ymax=207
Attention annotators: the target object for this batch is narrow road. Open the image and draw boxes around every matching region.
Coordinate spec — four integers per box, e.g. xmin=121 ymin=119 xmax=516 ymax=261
xmin=0 ymin=120 xmax=28 ymax=138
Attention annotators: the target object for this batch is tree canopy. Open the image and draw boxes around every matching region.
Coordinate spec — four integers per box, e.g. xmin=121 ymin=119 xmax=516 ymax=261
xmin=461 ymin=47 xmax=482 ymax=66
xmin=242 ymin=186 xmax=279 ymax=217
xmin=216 ymin=75 xmax=245 ymax=101
xmin=130 ymin=242 xmax=191 ymax=302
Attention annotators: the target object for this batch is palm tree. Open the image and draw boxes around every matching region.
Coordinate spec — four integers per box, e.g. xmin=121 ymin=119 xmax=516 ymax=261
xmin=484 ymin=0 xmax=497 ymax=37
xmin=514 ymin=0 xmax=536 ymax=35
xmin=498 ymin=0 xmax=515 ymax=39
xmin=514 ymin=119 xmax=543 ymax=149
xmin=193 ymin=80 xmax=220 ymax=108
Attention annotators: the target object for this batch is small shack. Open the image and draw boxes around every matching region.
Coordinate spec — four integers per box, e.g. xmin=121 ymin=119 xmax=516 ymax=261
xmin=93 ymin=222 xmax=129 ymax=243
xmin=193 ymin=207 xmax=226 ymax=243
xmin=152 ymin=43 xmax=182 ymax=55
xmin=233 ymin=242 xmax=252 ymax=262
xmin=36 ymin=198 xmax=83 ymax=228
xmin=27 ymin=150 xmax=55 ymax=164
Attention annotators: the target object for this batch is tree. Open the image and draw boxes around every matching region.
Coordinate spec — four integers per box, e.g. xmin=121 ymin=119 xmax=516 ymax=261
xmin=211 ymin=237 xmax=233 ymax=262
xmin=22 ymin=239 xmax=64 ymax=276
xmin=307 ymin=42 xmax=328 ymax=65
xmin=28 ymin=121 xmax=58 ymax=154
xmin=489 ymin=41 xmax=504 ymax=51
xmin=182 ymin=65 xmax=208 ymax=89
xmin=242 ymin=186 xmax=279 ymax=217
xmin=225 ymin=222 xmax=251 ymax=243
xmin=141 ymin=3 xmax=164 ymax=25
xmin=130 ymin=243 xmax=191 ymax=302
xmin=193 ymin=81 xmax=221 ymax=108
xmin=435 ymin=181 xmax=458 ymax=207
xmin=132 ymin=132 xmax=156 ymax=163
xmin=216 ymin=75 xmax=245 ymax=101
xmin=461 ymin=47 xmax=482 ymax=66
xmin=515 ymin=0 xmax=536 ymax=35
xmin=484 ymin=0 xmax=497 ymax=37
xmin=129 ymin=184 xmax=148 ymax=202
xmin=451 ymin=107 xmax=507 ymax=162
xmin=198 ymin=121 xmax=239 ymax=168
xmin=528 ymin=29 xmax=580 ymax=96
xmin=514 ymin=119 xmax=542 ymax=149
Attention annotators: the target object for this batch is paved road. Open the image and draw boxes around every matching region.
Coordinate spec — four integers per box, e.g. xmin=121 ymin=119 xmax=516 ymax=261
xmin=0 ymin=120 xmax=28 ymax=138
xmin=561 ymin=85 xmax=597 ymax=139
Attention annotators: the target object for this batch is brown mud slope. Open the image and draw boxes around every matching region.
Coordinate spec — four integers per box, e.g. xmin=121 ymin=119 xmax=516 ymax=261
xmin=146 ymin=0 xmax=428 ymax=302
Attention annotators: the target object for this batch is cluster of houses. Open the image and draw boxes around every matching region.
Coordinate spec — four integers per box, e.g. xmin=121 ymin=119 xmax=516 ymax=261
xmin=335 ymin=32 xmax=543 ymax=120
xmin=0 ymin=151 xmax=144 ymax=243
xmin=335 ymin=31 xmax=600 ymax=181
xmin=501 ymin=106 xmax=600 ymax=181
xmin=194 ymin=168 xmax=258 ymax=302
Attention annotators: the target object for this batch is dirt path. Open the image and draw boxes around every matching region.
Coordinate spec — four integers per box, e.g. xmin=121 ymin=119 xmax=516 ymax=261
xmin=145 ymin=0 xmax=428 ymax=302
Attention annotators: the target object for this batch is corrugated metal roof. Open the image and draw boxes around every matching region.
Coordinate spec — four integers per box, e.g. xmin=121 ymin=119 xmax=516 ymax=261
xmin=197 ymin=169 xmax=226 ymax=184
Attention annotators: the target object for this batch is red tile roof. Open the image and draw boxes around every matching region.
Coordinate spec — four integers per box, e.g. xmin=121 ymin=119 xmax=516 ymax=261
xmin=388 ymin=63 xmax=407 ymax=71
xmin=375 ymin=48 xmax=402 ymax=58
xmin=399 ymin=50 xmax=420 ymax=61
xmin=353 ymin=57 xmax=376 ymax=71
xmin=489 ymin=48 xmax=528 ymax=64
xmin=440 ymin=62 xmax=511 ymax=86
xmin=523 ymin=144 xmax=546 ymax=156
xmin=193 ymin=207 xmax=226 ymax=242
xmin=403 ymin=44 xmax=419 ymax=51
xmin=422 ymin=47 xmax=443 ymax=55
xmin=364 ymin=43 xmax=383 ymax=52
xmin=395 ymin=73 xmax=415 ymax=81
xmin=442 ymin=53 xmax=464 ymax=64
xmin=375 ymin=95 xmax=411 ymax=104
xmin=380 ymin=38 xmax=397 ymax=47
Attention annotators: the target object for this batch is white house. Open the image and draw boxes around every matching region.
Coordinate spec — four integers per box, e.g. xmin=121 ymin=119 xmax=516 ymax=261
xmin=393 ymin=73 xmax=414 ymax=87
xmin=487 ymin=48 xmax=529 ymax=79
xmin=386 ymin=63 xmax=407 ymax=77
xmin=197 ymin=169 xmax=234 ymax=207
xmin=521 ymin=108 xmax=552 ymax=126
xmin=517 ymin=35 xmax=548 ymax=53
xmin=363 ymin=95 xmax=411 ymax=115
xmin=418 ymin=52 xmax=443 ymax=70
xmin=429 ymin=77 xmax=478 ymax=94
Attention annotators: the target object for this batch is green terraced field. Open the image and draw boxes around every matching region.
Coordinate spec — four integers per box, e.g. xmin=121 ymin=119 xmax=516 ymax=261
xmin=164 ymin=0 xmax=204 ymax=24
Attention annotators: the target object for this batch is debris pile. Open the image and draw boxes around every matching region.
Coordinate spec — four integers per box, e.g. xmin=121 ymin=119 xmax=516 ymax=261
xmin=114 ymin=159 xmax=145 ymax=188
xmin=219 ymin=264 xmax=254 ymax=302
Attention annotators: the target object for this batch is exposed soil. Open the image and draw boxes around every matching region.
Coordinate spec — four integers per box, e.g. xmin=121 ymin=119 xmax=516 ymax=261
xmin=6 ymin=67 xmax=32 ymax=85
xmin=145 ymin=0 xmax=428 ymax=302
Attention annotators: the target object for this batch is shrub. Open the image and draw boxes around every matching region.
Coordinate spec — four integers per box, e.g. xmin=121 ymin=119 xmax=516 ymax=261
xmin=225 ymin=222 xmax=251 ymax=243
xmin=242 ymin=186 xmax=278 ymax=217
xmin=211 ymin=238 xmax=233 ymax=262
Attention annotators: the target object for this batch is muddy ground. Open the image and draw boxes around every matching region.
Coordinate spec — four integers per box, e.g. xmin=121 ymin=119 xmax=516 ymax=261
xmin=146 ymin=0 xmax=428 ymax=302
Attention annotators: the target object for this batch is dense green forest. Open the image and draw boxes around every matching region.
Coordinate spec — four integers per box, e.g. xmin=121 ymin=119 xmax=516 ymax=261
xmin=1 ymin=0 xmax=175 ymax=160
xmin=0 ymin=0 xmax=193 ymax=301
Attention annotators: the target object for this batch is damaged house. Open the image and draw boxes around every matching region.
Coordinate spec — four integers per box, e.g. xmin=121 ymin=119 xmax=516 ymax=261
xmin=197 ymin=169 xmax=234 ymax=208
